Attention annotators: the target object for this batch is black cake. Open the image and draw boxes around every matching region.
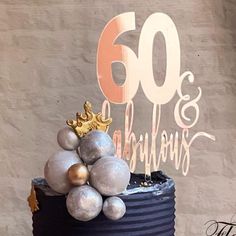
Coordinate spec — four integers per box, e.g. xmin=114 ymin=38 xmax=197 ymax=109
xmin=31 ymin=171 xmax=175 ymax=236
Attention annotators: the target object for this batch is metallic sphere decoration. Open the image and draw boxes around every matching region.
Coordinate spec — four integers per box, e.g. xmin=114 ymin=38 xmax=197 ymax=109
xmin=66 ymin=185 xmax=103 ymax=221
xmin=103 ymin=196 xmax=126 ymax=220
xmin=68 ymin=163 xmax=89 ymax=186
xmin=44 ymin=150 xmax=82 ymax=194
xmin=57 ymin=127 xmax=80 ymax=151
xmin=79 ymin=130 xmax=115 ymax=165
xmin=90 ymin=156 xmax=130 ymax=196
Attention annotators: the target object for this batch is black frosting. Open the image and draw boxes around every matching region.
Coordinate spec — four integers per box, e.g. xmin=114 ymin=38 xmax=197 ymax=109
xmin=32 ymin=171 xmax=175 ymax=236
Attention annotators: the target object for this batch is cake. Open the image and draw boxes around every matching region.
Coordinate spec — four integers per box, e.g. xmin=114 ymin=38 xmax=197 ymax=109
xmin=31 ymin=172 xmax=175 ymax=236
xmin=28 ymin=102 xmax=176 ymax=236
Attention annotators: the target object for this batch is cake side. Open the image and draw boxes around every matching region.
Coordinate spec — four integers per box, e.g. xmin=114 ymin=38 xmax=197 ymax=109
xmin=32 ymin=171 xmax=175 ymax=236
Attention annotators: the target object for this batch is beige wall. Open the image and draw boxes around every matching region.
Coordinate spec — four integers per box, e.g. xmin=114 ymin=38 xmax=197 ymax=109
xmin=0 ymin=0 xmax=235 ymax=235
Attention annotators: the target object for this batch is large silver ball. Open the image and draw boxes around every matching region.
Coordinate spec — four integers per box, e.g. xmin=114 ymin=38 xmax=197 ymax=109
xmin=57 ymin=127 xmax=80 ymax=150
xmin=79 ymin=130 xmax=115 ymax=165
xmin=44 ymin=150 xmax=82 ymax=194
xmin=103 ymin=196 xmax=126 ymax=220
xmin=66 ymin=185 xmax=103 ymax=221
xmin=90 ymin=156 xmax=130 ymax=196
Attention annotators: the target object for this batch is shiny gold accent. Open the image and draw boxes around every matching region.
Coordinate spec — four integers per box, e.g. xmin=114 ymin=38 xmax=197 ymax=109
xmin=27 ymin=185 xmax=39 ymax=213
xmin=66 ymin=101 xmax=112 ymax=137
xmin=68 ymin=163 xmax=89 ymax=186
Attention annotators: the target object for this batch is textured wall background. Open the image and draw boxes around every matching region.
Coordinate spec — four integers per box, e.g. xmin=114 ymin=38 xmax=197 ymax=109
xmin=0 ymin=0 xmax=235 ymax=235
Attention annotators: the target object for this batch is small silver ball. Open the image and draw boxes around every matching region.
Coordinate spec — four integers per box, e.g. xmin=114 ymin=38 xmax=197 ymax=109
xmin=103 ymin=197 xmax=126 ymax=220
xmin=57 ymin=127 xmax=80 ymax=150
xmin=66 ymin=185 xmax=103 ymax=221
xmin=90 ymin=156 xmax=130 ymax=196
xmin=79 ymin=130 xmax=115 ymax=165
xmin=44 ymin=150 xmax=82 ymax=194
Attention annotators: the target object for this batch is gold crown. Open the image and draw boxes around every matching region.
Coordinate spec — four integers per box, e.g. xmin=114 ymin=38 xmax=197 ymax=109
xmin=66 ymin=101 xmax=112 ymax=137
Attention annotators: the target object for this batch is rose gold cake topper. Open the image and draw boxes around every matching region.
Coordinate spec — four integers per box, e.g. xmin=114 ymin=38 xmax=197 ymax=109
xmin=66 ymin=101 xmax=112 ymax=138
xmin=97 ymin=12 xmax=216 ymax=176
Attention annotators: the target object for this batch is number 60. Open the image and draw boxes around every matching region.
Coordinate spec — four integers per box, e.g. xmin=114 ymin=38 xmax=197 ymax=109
xmin=97 ymin=12 xmax=181 ymax=105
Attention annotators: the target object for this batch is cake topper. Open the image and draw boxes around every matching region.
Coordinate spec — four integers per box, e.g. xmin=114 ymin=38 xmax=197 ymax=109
xmin=97 ymin=12 xmax=216 ymax=176
xmin=66 ymin=101 xmax=112 ymax=137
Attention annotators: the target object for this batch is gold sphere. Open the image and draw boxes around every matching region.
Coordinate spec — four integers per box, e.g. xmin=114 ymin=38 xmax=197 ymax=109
xmin=68 ymin=163 xmax=89 ymax=186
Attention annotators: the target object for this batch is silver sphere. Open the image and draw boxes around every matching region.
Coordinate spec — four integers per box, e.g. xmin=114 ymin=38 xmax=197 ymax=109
xmin=66 ymin=185 xmax=103 ymax=221
xmin=103 ymin=196 xmax=126 ymax=220
xmin=79 ymin=130 xmax=115 ymax=165
xmin=57 ymin=127 xmax=80 ymax=150
xmin=90 ymin=156 xmax=130 ymax=196
xmin=44 ymin=150 xmax=82 ymax=194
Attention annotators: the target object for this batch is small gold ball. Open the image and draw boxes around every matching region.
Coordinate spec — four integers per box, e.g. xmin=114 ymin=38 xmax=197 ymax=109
xmin=68 ymin=163 xmax=89 ymax=186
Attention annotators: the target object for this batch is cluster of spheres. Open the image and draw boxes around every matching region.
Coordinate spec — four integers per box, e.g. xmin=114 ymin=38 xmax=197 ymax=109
xmin=44 ymin=127 xmax=130 ymax=221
